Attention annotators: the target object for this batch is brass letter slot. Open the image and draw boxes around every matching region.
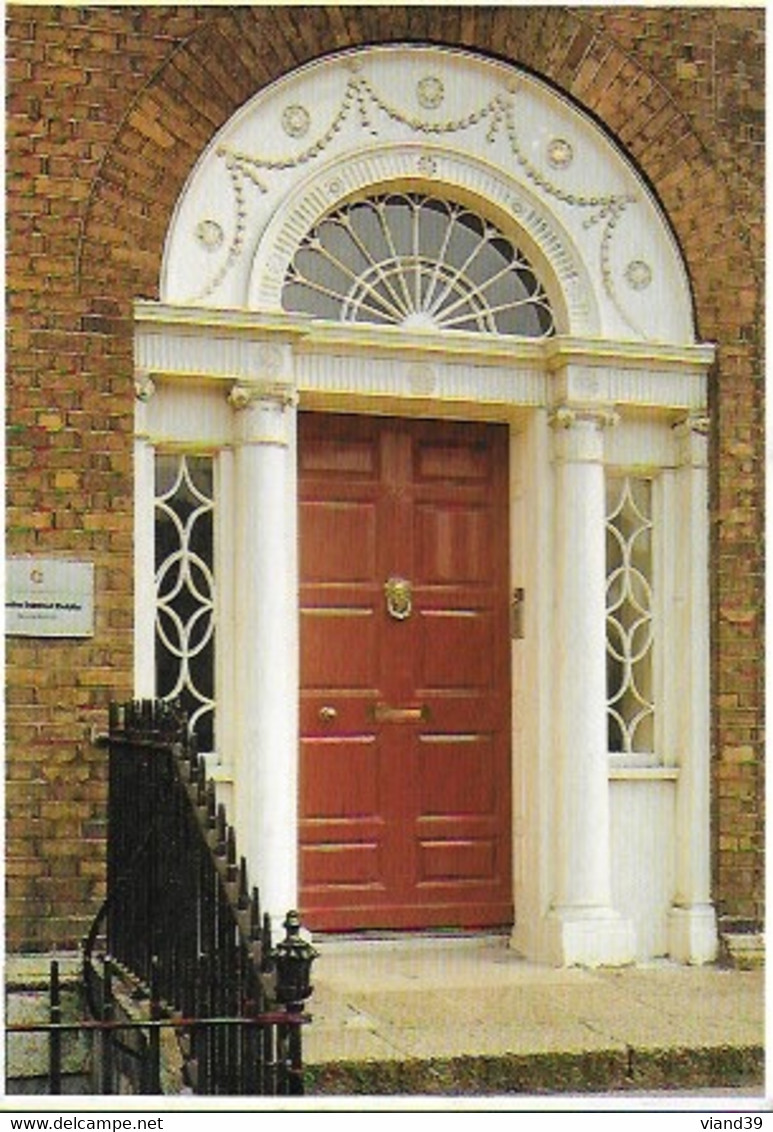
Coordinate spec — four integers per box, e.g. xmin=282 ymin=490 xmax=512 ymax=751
xmin=371 ymin=703 xmax=429 ymax=724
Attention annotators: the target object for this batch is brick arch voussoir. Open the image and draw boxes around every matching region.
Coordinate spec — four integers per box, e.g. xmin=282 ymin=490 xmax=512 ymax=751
xmin=78 ymin=3 xmax=744 ymax=341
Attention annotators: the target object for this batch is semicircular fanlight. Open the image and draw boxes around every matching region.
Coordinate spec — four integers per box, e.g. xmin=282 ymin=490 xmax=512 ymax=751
xmin=282 ymin=192 xmax=555 ymax=338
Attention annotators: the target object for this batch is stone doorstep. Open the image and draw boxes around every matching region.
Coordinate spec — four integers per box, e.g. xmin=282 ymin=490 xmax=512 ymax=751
xmin=5 ymin=952 xmax=766 ymax=1097
xmin=304 ymin=1045 xmax=766 ymax=1097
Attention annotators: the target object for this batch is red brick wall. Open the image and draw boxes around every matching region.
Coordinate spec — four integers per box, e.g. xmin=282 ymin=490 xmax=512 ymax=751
xmin=6 ymin=5 xmax=763 ymax=949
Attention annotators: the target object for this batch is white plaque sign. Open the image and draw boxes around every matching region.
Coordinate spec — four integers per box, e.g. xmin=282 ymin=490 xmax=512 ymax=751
xmin=6 ymin=558 xmax=95 ymax=637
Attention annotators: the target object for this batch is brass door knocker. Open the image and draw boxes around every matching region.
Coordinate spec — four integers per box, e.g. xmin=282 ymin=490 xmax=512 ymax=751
xmin=384 ymin=576 xmax=413 ymax=621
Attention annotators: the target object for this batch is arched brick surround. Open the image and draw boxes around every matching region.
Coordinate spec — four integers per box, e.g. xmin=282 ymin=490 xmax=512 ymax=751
xmin=78 ymin=6 xmax=758 ymax=336
xmin=7 ymin=5 xmax=762 ymax=947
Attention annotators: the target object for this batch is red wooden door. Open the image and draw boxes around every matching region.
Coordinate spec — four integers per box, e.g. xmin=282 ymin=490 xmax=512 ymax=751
xmin=298 ymin=413 xmax=512 ymax=930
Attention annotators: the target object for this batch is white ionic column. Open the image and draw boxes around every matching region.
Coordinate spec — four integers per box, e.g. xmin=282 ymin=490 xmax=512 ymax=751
xmin=229 ymin=376 xmax=299 ymax=928
xmin=545 ymin=406 xmax=635 ymax=966
xmin=668 ymin=414 xmax=718 ymax=963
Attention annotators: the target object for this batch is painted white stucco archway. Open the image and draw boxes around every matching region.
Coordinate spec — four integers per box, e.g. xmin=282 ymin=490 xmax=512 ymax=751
xmin=135 ymin=45 xmax=717 ymax=965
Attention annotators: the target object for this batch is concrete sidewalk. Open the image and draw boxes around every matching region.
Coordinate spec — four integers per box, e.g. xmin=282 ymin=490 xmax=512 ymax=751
xmin=302 ymin=934 xmax=766 ymax=1098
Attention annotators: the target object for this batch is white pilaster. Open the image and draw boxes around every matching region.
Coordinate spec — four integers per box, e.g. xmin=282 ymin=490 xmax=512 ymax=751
xmin=133 ymin=374 xmax=157 ymax=698
xmin=229 ymin=376 xmax=299 ymax=927
xmin=544 ymin=405 xmax=635 ymax=966
xmin=509 ymin=410 xmax=555 ymax=962
xmin=668 ymin=414 xmax=718 ymax=963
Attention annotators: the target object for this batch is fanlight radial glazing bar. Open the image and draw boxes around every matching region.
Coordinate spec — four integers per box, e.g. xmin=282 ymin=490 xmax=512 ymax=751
xmin=282 ymin=192 xmax=555 ymax=337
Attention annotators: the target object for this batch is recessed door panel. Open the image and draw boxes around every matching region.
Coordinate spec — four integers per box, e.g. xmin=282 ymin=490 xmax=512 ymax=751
xmin=416 ymin=504 xmax=492 ymax=583
xmin=299 ymin=436 xmax=379 ymax=478
xmin=300 ymin=607 xmax=378 ymax=689
xmin=300 ymin=737 xmax=381 ymax=819
xmin=418 ymin=609 xmax=494 ymax=689
xmin=415 ymin=440 xmax=491 ymax=484
xmin=301 ymin=842 xmax=384 ymax=887
xmin=417 ymin=735 xmax=496 ymax=815
xmin=418 ymin=839 xmax=497 ymax=882
xmin=299 ymin=413 xmax=512 ymax=930
xmin=300 ymin=500 xmax=377 ymax=582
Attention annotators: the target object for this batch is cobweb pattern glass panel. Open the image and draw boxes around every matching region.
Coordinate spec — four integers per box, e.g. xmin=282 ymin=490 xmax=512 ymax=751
xmin=282 ymin=193 xmax=554 ymax=337
xmin=155 ymin=454 xmax=215 ymax=751
xmin=605 ymin=476 xmax=654 ymax=756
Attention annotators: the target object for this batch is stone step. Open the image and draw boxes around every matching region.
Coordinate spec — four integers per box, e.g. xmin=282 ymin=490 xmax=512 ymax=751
xmin=305 ymin=1044 xmax=765 ymax=1097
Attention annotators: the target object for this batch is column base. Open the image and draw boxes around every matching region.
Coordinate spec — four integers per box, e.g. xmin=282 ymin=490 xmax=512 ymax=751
xmin=668 ymin=903 xmax=718 ymax=965
xmin=543 ymin=906 xmax=636 ymax=967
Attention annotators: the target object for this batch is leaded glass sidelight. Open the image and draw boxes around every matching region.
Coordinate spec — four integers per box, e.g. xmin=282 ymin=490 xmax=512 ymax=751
xmin=282 ymin=192 xmax=555 ymax=337
xmin=605 ymin=475 xmax=655 ymax=756
xmin=154 ymin=454 xmax=216 ymax=751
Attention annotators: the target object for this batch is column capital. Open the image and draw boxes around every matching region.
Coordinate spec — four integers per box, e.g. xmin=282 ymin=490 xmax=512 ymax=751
xmin=549 ymin=404 xmax=619 ymax=462
xmin=134 ymin=371 xmax=157 ymax=403
xmin=672 ymin=412 xmax=710 ymax=468
xmin=672 ymin=411 xmax=710 ymax=437
xmin=549 ymin=404 xmax=620 ymax=431
xmin=134 ymin=371 xmax=157 ymax=442
xmin=228 ymin=380 xmax=297 ymax=448
xmin=227 ymin=379 xmax=298 ymax=411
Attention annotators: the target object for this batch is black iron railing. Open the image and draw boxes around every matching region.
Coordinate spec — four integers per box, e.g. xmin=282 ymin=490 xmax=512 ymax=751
xmin=7 ymin=956 xmax=310 ymax=1096
xmin=76 ymin=698 xmax=316 ymax=1096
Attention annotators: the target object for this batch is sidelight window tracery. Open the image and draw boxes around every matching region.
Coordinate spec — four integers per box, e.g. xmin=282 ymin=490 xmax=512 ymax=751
xmin=605 ymin=475 xmax=655 ymax=757
xmin=154 ymin=453 xmax=216 ymax=751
